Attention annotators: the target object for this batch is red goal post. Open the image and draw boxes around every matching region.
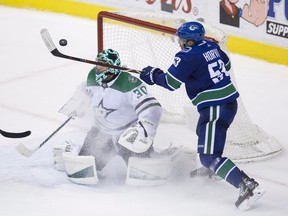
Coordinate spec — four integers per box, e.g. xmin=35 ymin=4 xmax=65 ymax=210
xmin=97 ymin=10 xmax=282 ymax=162
xmin=97 ymin=11 xmax=218 ymax=52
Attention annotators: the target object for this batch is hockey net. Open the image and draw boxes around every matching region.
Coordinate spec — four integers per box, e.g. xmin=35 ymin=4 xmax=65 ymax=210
xmin=97 ymin=10 xmax=282 ymax=162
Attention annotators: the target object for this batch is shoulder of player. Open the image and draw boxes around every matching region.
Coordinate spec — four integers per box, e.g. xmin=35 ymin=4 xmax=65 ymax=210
xmin=110 ymin=72 xmax=143 ymax=92
xmin=204 ymin=39 xmax=220 ymax=49
xmin=86 ymin=67 xmax=100 ymax=86
xmin=177 ymin=41 xmax=220 ymax=56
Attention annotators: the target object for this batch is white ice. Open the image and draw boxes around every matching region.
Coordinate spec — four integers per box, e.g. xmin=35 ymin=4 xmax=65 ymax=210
xmin=0 ymin=6 xmax=288 ymax=216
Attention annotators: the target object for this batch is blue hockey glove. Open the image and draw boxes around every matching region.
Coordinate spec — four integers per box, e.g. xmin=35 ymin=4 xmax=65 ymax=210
xmin=140 ymin=66 xmax=163 ymax=85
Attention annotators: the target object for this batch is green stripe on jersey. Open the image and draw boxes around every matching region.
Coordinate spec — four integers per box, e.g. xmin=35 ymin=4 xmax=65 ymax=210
xmin=167 ymin=73 xmax=182 ymax=90
xmin=192 ymin=83 xmax=237 ymax=106
xmin=225 ymin=61 xmax=231 ymax=71
xmin=87 ymin=68 xmax=99 ymax=86
xmin=215 ymin=159 xmax=236 ymax=180
xmin=87 ymin=69 xmax=142 ymax=92
xmin=110 ymin=73 xmax=142 ymax=92
xmin=137 ymin=102 xmax=161 ymax=115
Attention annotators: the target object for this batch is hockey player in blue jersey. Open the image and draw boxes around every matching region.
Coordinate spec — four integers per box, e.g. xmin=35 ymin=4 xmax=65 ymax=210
xmin=140 ymin=21 xmax=264 ymax=211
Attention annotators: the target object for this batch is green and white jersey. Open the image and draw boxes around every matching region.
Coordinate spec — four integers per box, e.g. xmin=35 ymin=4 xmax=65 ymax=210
xmin=85 ymin=69 xmax=162 ymax=136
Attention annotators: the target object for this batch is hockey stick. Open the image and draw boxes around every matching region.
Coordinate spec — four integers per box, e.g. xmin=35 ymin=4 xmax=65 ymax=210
xmin=40 ymin=29 xmax=142 ymax=74
xmin=15 ymin=116 xmax=74 ymax=157
xmin=0 ymin=129 xmax=31 ymax=138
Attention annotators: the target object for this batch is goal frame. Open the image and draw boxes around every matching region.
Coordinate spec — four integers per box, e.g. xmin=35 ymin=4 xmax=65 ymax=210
xmin=96 ymin=10 xmax=282 ymax=163
xmin=97 ymin=11 xmax=177 ymax=53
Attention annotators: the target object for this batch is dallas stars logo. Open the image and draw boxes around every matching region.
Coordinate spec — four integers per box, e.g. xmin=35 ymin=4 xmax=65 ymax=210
xmin=95 ymin=99 xmax=116 ymax=117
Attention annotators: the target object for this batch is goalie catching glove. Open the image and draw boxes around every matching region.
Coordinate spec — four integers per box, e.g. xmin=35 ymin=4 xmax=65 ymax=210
xmin=118 ymin=119 xmax=156 ymax=153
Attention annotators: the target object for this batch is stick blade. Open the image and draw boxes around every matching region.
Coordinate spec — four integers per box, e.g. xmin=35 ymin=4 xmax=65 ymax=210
xmin=15 ymin=143 xmax=37 ymax=158
xmin=0 ymin=129 xmax=31 ymax=138
xmin=40 ymin=28 xmax=56 ymax=52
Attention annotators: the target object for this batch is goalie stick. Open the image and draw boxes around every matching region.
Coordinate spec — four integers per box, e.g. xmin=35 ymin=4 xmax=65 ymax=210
xmin=40 ymin=29 xmax=142 ymax=74
xmin=0 ymin=129 xmax=31 ymax=138
xmin=15 ymin=116 xmax=73 ymax=157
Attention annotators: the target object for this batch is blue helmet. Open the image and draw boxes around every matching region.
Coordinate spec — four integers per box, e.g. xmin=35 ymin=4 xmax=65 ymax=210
xmin=176 ymin=21 xmax=205 ymax=45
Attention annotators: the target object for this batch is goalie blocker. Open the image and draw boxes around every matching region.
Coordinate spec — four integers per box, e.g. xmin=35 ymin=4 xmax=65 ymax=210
xmin=118 ymin=119 xmax=156 ymax=154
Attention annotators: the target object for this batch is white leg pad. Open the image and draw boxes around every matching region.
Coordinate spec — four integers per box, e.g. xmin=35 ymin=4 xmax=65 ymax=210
xmin=126 ymin=147 xmax=197 ymax=186
xmin=53 ymin=144 xmax=69 ymax=171
xmin=63 ymin=152 xmax=98 ymax=185
xmin=53 ymin=142 xmax=80 ymax=171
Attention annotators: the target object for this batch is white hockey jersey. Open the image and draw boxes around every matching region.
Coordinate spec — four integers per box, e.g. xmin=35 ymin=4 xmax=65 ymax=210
xmin=60 ymin=69 xmax=162 ymax=138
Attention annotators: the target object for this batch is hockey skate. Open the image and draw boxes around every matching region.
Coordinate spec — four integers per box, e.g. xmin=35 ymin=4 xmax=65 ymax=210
xmin=235 ymin=172 xmax=265 ymax=211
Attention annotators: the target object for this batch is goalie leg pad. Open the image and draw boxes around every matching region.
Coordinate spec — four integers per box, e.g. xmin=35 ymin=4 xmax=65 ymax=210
xmin=63 ymin=152 xmax=98 ymax=185
xmin=183 ymin=104 xmax=199 ymax=131
xmin=53 ymin=143 xmax=71 ymax=171
xmin=126 ymin=147 xmax=197 ymax=186
xmin=53 ymin=142 xmax=81 ymax=171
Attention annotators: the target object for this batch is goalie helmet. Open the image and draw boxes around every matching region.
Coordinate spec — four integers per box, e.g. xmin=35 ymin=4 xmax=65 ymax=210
xmin=95 ymin=49 xmax=121 ymax=84
xmin=176 ymin=21 xmax=205 ymax=47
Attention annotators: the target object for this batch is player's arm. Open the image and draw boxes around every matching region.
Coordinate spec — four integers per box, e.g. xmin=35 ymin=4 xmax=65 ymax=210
xmin=118 ymin=83 xmax=162 ymax=153
xmin=140 ymin=54 xmax=185 ymax=91
xmin=140 ymin=66 xmax=174 ymax=90
xmin=219 ymin=48 xmax=231 ymax=72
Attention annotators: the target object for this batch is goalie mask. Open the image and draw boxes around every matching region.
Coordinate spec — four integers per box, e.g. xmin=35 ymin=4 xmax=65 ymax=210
xmin=95 ymin=49 xmax=121 ymax=84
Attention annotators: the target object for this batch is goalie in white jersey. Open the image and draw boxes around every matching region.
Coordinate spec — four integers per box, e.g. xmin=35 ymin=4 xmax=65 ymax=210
xmin=54 ymin=49 xmax=171 ymax=185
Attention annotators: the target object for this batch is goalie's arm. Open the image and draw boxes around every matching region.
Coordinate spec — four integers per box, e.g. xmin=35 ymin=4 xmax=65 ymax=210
xmin=118 ymin=83 xmax=162 ymax=153
xmin=133 ymin=83 xmax=162 ymax=138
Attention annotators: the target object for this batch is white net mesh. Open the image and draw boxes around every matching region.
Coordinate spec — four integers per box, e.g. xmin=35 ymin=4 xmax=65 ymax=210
xmin=98 ymin=10 xmax=282 ymax=162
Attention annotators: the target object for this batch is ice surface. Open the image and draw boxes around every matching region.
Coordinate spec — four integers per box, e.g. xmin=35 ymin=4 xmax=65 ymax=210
xmin=0 ymin=6 xmax=288 ymax=216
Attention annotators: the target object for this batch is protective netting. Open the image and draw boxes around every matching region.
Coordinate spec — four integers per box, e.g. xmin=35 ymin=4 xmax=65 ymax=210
xmin=98 ymin=10 xmax=282 ymax=162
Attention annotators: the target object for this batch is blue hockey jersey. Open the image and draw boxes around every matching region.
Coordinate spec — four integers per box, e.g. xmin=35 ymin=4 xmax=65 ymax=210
xmin=165 ymin=39 xmax=239 ymax=110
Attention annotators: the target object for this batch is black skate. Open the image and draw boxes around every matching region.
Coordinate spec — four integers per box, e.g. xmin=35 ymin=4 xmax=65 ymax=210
xmin=235 ymin=172 xmax=265 ymax=211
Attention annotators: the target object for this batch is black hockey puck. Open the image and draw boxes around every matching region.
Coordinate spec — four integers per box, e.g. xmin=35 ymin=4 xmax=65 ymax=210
xmin=59 ymin=39 xmax=67 ymax=46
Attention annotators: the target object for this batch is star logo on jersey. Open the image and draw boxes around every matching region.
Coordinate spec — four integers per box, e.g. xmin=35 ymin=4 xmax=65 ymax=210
xmin=94 ymin=99 xmax=117 ymax=118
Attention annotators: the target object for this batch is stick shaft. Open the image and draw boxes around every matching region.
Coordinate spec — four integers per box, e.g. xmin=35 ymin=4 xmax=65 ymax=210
xmin=41 ymin=29 xmax=142 ymax=74
xmin=16 ymin=116 xmax=73 ymax=157
xmin=39 ymin=116 xmax=73 ymax=148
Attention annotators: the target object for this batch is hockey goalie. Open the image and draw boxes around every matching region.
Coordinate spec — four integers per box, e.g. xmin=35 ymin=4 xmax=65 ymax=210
xmin=53 ymin=49 xmax=196 ymax=186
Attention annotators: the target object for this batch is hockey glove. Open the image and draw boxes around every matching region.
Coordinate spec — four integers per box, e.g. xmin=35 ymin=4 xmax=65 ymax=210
xmin=118 ymin=121 xmax=153 ymax=153
xmin=140 ymin=66 xmax=164 ymax=85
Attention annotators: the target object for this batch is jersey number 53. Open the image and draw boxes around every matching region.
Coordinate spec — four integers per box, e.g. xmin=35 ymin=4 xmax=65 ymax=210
xmin=208 ymin=59 xmax=230 ymax=84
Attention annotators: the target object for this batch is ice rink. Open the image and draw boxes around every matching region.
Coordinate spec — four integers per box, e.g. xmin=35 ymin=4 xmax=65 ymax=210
xmin=0 ymin=6 xmax=288 ymax=216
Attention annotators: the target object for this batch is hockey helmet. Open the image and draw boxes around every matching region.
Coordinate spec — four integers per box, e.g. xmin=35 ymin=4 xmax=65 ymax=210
xmin=176 ymin=21 xmax=205 ymax=47
xmin=95 ymin=49 xmax=121 ymax=84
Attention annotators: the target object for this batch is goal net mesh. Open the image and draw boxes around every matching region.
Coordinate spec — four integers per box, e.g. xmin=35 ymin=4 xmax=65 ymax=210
xmin=97 ymin=10 xmax=282 ymax=162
